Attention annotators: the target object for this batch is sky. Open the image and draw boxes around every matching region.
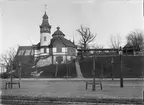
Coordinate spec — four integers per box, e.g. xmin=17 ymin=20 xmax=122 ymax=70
xmin=0 ymin=0 xmax=143 ymax=54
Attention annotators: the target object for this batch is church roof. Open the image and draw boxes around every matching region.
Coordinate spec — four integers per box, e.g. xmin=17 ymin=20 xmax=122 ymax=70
xmin=52 ymin=27 xmax=65 ymax=37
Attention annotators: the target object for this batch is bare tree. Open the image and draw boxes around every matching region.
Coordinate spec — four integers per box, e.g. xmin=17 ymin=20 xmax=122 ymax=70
xmin=109 ymin=34 xmax=121 ymax=49
xmin=0 ymin=47 xmax=17 ymax=72
xmin=77 ymin=25 xmax=96 ymax=50
xmin=126 ymin=30 xmax=144 ymax=50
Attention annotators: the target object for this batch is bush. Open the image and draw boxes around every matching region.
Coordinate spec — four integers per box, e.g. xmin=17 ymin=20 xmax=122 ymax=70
xmin=0 ymin=72 xmax=10 ymax=79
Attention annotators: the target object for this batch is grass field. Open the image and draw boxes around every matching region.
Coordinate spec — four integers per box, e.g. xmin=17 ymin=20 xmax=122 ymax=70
xmin=0 ymin=78 xmax=144 ymax=104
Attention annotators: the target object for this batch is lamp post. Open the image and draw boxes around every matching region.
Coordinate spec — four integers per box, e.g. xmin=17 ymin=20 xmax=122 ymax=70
xmin=119 ymin=46 xmax=123 ymax=88
xmin=111 ymin=58 xmax=114 ymax=81
xmin=10 ymin=64 xmax=13 ymax=89
xmin=19 ymin=63 xmax=21 ymax=80
xmin=101 ymin=63 xmax=103 ymax=79
xmin=66 ymin=55 xmax=69 ymax=78
xmin=55 ymin=61 xmax=58 ymax=77
xmin=92 ymin=51 xmax=96 ymax=91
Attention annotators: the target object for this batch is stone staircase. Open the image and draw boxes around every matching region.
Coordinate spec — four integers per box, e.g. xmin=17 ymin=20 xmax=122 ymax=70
xmin=31 ymin=71 xmax=43 ymax=78
xmin=75 ymin=59 xmax=83 ymax=78
xmin=36 ymin=56 xmax=52 ymax=67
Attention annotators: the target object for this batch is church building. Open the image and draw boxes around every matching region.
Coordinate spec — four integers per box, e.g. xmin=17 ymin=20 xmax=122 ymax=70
xmin=15 ymin=12 xmax=77 ymax=67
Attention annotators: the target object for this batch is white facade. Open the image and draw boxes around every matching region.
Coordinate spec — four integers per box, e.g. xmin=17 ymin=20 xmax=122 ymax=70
xmin=40 ymin=32 xmax=51 ymax=56
xmin=40 ymin=33 xmax=51 ymax=46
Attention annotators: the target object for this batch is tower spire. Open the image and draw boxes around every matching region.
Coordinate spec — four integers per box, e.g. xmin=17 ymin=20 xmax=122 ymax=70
xmin=40 ymin=5 xmax=51 ymax=33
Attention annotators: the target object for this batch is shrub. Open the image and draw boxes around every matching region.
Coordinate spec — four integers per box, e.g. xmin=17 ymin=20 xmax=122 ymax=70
xmin=0 ymin=72 xmax=10 ymax=79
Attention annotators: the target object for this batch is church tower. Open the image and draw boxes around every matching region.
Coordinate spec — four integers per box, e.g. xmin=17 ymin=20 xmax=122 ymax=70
xmin=39 ymin=12 xmax=51 ymax=55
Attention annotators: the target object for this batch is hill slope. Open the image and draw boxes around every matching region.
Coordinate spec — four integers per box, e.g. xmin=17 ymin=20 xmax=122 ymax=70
xmin=18 ymin=56 xmax=144 ymax=78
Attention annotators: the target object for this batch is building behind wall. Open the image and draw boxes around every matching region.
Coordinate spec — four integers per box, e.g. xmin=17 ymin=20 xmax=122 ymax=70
xmin=123 ymin=42 xmax=144 ymax=55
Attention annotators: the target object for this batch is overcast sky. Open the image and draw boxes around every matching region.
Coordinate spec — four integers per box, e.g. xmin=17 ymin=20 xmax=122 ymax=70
xmin=0 ymin=0 xmax=143 ymax=54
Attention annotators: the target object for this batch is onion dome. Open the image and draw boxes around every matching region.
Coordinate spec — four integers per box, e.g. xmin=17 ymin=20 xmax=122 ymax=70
xmin=52 ymin=27 xmax=65 ymax=37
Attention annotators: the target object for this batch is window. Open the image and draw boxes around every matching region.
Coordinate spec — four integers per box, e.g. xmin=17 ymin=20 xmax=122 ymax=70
xmin=53 ymin=48 xmax=56 ymax=52
xmin=41 ymin=48 xmax=44 ymax=53
xmin=62 ymin=48 xmax=67 ymax=52
xmin=18 ymin=50 xmax=25 ymax=56
xmin=62 ymin=48 xmax=65 ymax=52
xmin=47 ymin=48 xmax=49 ymax=53
xmin=30 ymin=50 xmax=34 ymax=55
xmin=34 ymin=50 xmax=39 ymax=55
xmin=24 ymin=50 xmax=31 ymax=56
xmin=44 ymin=36 xmax=46 ymax=41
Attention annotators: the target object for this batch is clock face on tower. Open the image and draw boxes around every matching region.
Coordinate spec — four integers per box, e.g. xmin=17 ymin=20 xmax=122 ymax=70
xmin=40 ymin=26 xmax=50 ymax=33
